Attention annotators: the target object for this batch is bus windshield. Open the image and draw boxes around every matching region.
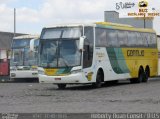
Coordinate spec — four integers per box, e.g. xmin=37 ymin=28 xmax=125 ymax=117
xmin=11 ymin=47 xmax=38 ymax=66
xmin=11 ymin=48 xmax=24 ymax=66
xmin=12 ymin=39 xmax=30 ymax=48
xmin=11 ymin=38 xmax=38 ymax=66
xmin=39 ymin=27 xmax=82 ymax=68
xmin=39 ymin=39 xmax=81 ymax=68
xmin=41 ymin=27 xmax=82 ymax=39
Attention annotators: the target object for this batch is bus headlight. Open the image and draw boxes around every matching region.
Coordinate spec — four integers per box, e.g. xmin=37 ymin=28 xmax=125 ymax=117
xmin=31 ymin=66 xmax=38 ymax=71
xmin=38 ymin=70 xmax=45 ymax=75
xmin=71 ymin=69 xmax=81 ymax=74
xmin=71 ymin=66 xmax=82 ymax=74
xmin=10 ymin=67 xmax=16 ymax=71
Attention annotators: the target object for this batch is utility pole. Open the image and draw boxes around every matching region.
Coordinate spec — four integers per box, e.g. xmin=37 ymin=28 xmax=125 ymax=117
xmin=144 ymin=14 xmax=146 ymax=28
xmin=14 ymin=8 xmax=16 ymax=37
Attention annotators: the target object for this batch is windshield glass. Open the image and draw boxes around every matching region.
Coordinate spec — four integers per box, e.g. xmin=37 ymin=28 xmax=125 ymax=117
xmin=42 ymin=27 xmax=82 ymax=39
xmin=10 ymin=48 xmax=24 ymax=66
xmin=24 ymin=48 xmax=38 ymax=66
xmin=12 ymin=39 xmax=30 ymax=48
xmin=39 ymin=27 xmax=82 ymax=68
xmin=11 ymin=47 xmax=38 ymax=66
xmin=39 ymin=39 xmax=81 ymax=68
xmin=11 ymin=39 xmax=39 ymax=66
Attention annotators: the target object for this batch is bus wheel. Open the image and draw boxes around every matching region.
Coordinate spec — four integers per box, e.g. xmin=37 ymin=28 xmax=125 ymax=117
xmin=130 ymin=67 xmax=144 ymax=83
xmin=143 ymin=67 xmax=150 ymax=82
xmin=130 ymin=78 xmax=137 ymax=83
xmin=57 ymin=84 xmax=66 ymax=89
xmin=92 ymin=70 xmax=103 ymax=88
xmin=137 ymin=67 xmax=145 ymax=83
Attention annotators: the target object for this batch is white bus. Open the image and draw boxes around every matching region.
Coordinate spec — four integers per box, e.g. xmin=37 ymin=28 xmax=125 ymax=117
xmin=10 ymin=35 xmax=39 ymax=80
xmin=38 ymin=22 xmax=158 ymax=89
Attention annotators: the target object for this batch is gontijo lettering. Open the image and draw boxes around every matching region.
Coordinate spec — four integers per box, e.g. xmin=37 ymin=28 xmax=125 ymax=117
xmin=127 ymin=50 xmax=144 ymax=56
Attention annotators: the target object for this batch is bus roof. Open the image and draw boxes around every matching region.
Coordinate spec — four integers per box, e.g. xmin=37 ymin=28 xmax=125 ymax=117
xmin=96 ymin=22 xmax=155 ymax=33
xmin=43 ymin=22 xmax=155 ymax=33
xmin=13 ymin=35 xmax=39 ymax=39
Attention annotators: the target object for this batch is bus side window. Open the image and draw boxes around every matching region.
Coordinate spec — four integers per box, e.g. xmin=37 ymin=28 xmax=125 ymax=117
xmin=149 ymin=34 xmax=157 ymax=48
xmin=142 ymin=33 xmax=149 ymax=47
xmin=95 ymin=28 xmax=107 ymax=47
xmin=117 ymin=30 xmax=128 ymax=47
xmin=127 ymin=31 xmax=137 ymax=47
xmin=136 ymin=32 xmax=143 ymax=47
xmin=107 ymin=30 xmax=119 ymax=47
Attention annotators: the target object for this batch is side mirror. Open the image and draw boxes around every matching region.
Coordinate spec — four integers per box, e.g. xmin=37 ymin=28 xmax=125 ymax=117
xmin=30 ymin=39 xmax=35 ymax=52
xmin=79 ymin=36 xmax=86 ymax=51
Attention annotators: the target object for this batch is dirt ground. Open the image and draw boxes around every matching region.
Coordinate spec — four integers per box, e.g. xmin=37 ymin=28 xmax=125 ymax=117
xmin=0 ymin=78 xmax=160 ymax=113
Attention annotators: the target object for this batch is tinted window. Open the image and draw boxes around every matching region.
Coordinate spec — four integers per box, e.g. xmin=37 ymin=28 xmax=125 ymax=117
xmin=127 ymin=32 xmax=137 ymax=47
xmin=141 ymin=33 xmax=149 ymax=47
xmin=149 ymin=34 xmax=157 ymax=48
xmin=95 ymin=28 xmax=107 ymax=47
xmin=117 ymin=30 xmax=128 ymax=47
xmin=42 ymin=27 xmax=82 ymax=39
xmin=107 ymin=30 xmax=119 ymax=47
xmin=12 ymin=39 xmax=30 ymax=48
xmin=95 ymin=27 xmax=156 ymax=48
xmin=136 ymin=33 xmax=143 ymax=47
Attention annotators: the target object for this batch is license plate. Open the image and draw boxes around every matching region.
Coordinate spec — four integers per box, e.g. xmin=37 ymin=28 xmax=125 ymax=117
xmin=32 ymin=73 xmax=38 ymax=76
xmin=55 ymin=78 xmax=61 ymax=80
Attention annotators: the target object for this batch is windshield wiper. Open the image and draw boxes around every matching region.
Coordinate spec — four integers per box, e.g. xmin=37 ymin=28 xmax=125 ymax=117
xmin=60 ymin=55 xmax=69 ymax=68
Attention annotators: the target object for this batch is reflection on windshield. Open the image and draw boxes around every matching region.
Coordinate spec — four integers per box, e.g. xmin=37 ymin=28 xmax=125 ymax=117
xmin=40 ymin=41 xmax=57 ymax=67
xmin=12 ymin=39 xmax=30 ymax=48
xmin=59 ymin=40 xmax=80 ymax=67
xmin=24 ymin=48 xmax=38 ymax=66
xmin=10 ymin=49 xmax=24 ymax=66
xmin=11 ymin=48 xmax=38 ymax=66
xmin=39 ymin=39 xmax=81 ymax=68
xmin=42 ymin=27 xmax=82 ymax=39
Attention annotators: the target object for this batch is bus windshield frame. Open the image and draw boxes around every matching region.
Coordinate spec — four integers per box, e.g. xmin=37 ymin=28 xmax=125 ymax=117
xmin=11 ymin=38 xmax=38 ymax=66
xmin=39 ymin=27 xmax=82 ymax=68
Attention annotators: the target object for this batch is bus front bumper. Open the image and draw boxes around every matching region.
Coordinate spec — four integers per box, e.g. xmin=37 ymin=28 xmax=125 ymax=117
xmin=10 ymin=70 xmax=38 ymax=79
xmin=38 ymin=73 xmax=89 ymax=84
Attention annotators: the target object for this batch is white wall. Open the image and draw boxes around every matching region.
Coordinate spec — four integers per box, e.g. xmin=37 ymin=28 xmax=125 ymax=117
xmin=0 ymin=50 xmax=7 ymax=59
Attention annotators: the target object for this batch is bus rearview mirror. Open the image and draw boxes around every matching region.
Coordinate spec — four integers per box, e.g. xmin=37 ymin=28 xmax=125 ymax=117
xmin=30 ymin=39 xmax=35 ymax=52
xmin=79 ymin=36 xmax=86 ymax=51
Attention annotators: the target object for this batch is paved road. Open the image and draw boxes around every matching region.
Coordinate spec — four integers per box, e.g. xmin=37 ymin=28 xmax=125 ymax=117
xmin=0 ymin=78 xmax=160 ymax=113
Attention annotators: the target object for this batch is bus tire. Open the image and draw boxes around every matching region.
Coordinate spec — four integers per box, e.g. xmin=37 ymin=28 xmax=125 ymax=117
xmin=92 ymin=70 xmax=103 ymax=88
xmin=130 ymin=78 xmax=137 ymax=83
xmin=137 ymin=67 xmax=145 ymax=83
xmin=57 ymin=84 xmax=66 ymax=89
xmin=130 ymin=67 xmax=145 ymax=83
xmin=143 ymin=67 xmax=150 ymax=82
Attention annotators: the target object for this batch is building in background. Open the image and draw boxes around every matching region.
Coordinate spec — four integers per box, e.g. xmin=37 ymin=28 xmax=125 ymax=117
xmin=104 ymin=11 xmax=153 ymax=28
xmin=0 ymin=31 xmax=25 ymax=80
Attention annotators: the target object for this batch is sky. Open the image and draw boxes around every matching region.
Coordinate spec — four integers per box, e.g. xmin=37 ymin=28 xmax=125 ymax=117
xmin=0 ymin=0 xmax=160 ymax=35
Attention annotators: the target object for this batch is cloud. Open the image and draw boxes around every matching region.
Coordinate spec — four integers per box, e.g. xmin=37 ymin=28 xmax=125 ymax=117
xmin=0 ymin=0 xmax=160 ymax=34
xmin=0 ymin=0 xmax=15 ymax=4
xmin=41 ymin=0 xmax=113 ymax=20
xmin=0 ymin=4 xmax=14 ymax=32
xmin=17 ymin=7 xmax=40 ymax=23
xmin=38 ymin=0 xmax=118 ymax=28
xmin=0 ymin=3 xmax=40 ymax=33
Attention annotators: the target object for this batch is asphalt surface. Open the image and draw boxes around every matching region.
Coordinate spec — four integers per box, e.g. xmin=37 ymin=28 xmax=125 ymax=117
xmin=0 ymin=78 xmax=160 ymax=113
